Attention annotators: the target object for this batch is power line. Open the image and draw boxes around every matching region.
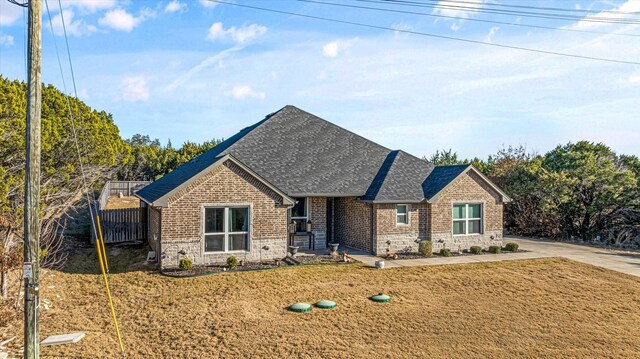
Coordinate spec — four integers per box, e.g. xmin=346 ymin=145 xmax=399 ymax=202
xmin=378 ymin=0 xmax=640 ymax=16
xmin=297 ymin=0 xmax=640 ymax=37
xmin=356 ymin=0 xmax=640 ymax=24
xmin=209 ymin=0 xmax=640 ymax=66
xmin=44 ymin=0 xmax=125 ymax=355
xmin=375 ymin=0 xmax=640 ymax=16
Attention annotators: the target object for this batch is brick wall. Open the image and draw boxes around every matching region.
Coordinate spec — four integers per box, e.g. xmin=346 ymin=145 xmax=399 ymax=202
xmin=159 ymin=160 xmax=289 ymax=268
xmin=374 ymin=203 xmax=429 ymax=255
xmin=334 ymin=197 xmax=372 ymax=252
xmin=291 ymin=197 xmax=327 ymax=250
xmin=429 ymin=170 xmax=504 ymax=251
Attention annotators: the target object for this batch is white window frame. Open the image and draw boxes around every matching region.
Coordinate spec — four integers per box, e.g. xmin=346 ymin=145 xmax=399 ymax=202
xmin=396 ymin=204 xmax=409 ymax=226
xmin=203 ymin=206 xmax=251 ymax=253
xmin=452 ymin=203 xmax=483 ymax=236
xmin=290 ymin=197 xmax=309 ymax=233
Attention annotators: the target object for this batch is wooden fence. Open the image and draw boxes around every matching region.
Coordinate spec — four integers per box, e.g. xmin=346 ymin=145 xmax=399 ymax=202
xmin=93 ymin=207 xmax=147 ymax=243
xmin=98 ymin=181 xmax=150 ymax=210
xmin=93 ymin=181 xmax=151 ymax=243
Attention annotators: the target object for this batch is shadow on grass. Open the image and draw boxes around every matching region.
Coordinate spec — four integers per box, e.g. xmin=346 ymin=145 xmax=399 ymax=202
xmin=59 ymin=241 xmax=156 ymax=275
xmin=594 ymin=251 xmax=640 ymax=259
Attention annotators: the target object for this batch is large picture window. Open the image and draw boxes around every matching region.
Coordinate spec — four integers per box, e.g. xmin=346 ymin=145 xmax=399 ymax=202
xmin=452 ymin=203 xmax=482 ymax=235
xmin=204 ymin=206 xmax=249 ymax=252
xmin=290 ymin=197 xmax=308 ymax=233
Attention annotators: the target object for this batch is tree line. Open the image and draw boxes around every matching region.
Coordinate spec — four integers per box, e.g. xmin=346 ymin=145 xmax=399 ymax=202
xmin=0 ymin=76 xmax=218 ymax=307
xmin=426 ymin=145 xmax=640 ymax=247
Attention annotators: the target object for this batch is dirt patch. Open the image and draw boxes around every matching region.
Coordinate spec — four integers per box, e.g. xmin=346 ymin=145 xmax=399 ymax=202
xmin=104 ymin=196 xmax=140 ymax=210
xmin=2 ymin=256 xmax=639 ymax=358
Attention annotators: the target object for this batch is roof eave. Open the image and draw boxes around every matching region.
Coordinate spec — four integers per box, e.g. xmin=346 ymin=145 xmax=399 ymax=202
xmin=149 ymin=154 xmax=295 ymax=208
xmin=427 ymin=165 xmax=512 ymax=204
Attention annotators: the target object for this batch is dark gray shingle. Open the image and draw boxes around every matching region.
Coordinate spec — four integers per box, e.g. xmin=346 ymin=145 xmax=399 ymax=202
xmin=137 ymin=105 xmax=473 ymax=205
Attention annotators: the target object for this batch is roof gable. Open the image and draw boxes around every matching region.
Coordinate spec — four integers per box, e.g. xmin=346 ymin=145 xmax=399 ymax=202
xmin=424 ymin=164 xmax=512 ymax=203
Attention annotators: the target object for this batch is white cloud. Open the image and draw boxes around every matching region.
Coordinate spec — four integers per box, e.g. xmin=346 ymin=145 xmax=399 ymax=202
xmin=0 ymin=32 xmax=14 ymax=46
xmin=433 ymin=0 xmax=485 ymax=18
xmin=485 ymin=26 xmax=499 ymax=43
xmin=51 ymin=10 xmax=96 ymax=37
xmin=322 ymin=40 xmax=352 ymax=58
xmin=59 ymin=0 xmax=117 ymax=13
xmin=165 ymin=0 xmax=186 ymax=14
xmin=121 ymin=75 xmax=150 ymax=102
xmin=433 ymin=0 xmax=486 ymax=31
xmin=199 ymin=0 xmax=218 ymax=9
xmin=165 ymin=46 xmax=242 ymax=91
xmin=569 ymin=1 xmax=640 ymax=30
xmin=207 ymin=22 xmax=267 ymax=44
xmin=0 ymin=1 xmax=23 ymax=27
xmin=99 ymin=8 xmax=142 ymax=32
xmin=229 ymin=85 xmax=266 ymax=100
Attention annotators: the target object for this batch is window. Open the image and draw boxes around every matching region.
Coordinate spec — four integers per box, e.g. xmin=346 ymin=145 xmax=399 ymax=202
xmin=204 ymin=207 xmax=249 ymax=253
xmin=396 ymin=204 xmax=409 ymax=225
xmin=290 ymin=197 xmax=308 ymax=233
xmin=452 ymin=203 xmax=482 ymax=235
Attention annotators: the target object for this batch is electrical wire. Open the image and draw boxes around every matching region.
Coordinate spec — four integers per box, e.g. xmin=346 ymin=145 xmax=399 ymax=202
xmin=43 ymin=0 xmax=125 ymax=356
xmin=209 ymin=0 xmax=640 ymax=65
xmin=375 ymin=0 xmax=640 ymax=15
xmin=358 ymin=0 xmax=640 ymax=24
xmin=297 ymin=0 xmax=640 ymax=37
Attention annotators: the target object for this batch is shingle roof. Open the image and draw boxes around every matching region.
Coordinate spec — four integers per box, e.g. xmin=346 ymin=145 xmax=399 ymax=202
xmin=421 ymin=164 xmax=471 ymax=200
xmin=136 ymin=106 xmax=485 ymax=205
xmin=362 ymin=150 xmax=434 ymax=202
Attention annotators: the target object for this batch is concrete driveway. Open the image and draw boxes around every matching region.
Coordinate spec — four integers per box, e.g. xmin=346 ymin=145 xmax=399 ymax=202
xmin=507 ymin=236 xmax=640 ymax=278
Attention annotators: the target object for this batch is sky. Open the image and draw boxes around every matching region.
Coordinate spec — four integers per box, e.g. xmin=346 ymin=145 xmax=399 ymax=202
xmin=0 ymin=0 xmax=639 ymax=159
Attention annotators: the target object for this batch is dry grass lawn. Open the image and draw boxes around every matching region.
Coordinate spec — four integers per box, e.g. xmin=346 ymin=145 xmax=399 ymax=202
xmin=104 ymin=196 xmax=140 ymax=210
xmin=2 ymin=248 xmax=640 ymax=358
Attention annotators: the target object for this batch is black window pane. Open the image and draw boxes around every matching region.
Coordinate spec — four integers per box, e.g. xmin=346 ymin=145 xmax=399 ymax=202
xmin=205 ymin=234 xmax=224 ymax=252
xmin=228 ymin=233 xmax=248 ymax=251
xmin=291 ymin=197 xmax=307 ymax=218
xmin=229 ymin=208 xmax=249 ymax=232
xmin=205 ymin=208 xmax=224 ymax=233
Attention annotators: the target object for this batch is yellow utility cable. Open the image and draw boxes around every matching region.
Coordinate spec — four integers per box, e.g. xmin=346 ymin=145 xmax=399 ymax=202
xmin=95 ymin=215 xmax=125 ymax=357
xmin=96 ymin=216 xmax=109 ymax=273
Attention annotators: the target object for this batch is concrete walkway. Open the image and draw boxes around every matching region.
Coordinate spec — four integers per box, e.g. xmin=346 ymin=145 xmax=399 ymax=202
xmin=347 ymin=236 xmax=640 ymax=278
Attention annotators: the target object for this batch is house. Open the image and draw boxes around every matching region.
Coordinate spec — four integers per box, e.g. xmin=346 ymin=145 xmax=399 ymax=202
xmin=136 ymin=106 xmax=511 ymax=268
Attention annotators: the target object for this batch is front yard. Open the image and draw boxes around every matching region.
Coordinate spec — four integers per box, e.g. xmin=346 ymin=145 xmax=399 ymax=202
xmin=2 ymin=248 xmax=640 ymax=358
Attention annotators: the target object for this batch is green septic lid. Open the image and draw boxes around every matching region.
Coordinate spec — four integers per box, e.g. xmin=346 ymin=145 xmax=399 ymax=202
xmin=370 ymin=293 xmax=392 ymax=303
xmin=289 ymin=302 xmax=312 ymax=313
xmin=315 ymin=300 xmax=337 ymax=309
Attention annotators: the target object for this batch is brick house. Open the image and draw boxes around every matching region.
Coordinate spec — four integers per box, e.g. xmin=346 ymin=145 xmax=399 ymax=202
xmin=136 ymin=106 xmax=511 ymax=268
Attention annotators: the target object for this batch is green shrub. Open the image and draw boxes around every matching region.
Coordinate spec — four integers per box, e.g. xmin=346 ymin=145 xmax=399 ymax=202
xmin=178 ymin=258 xmax=193 ymax=271
xmin=469 ymin=246 xmax=482 ymax=255
xmin=488 ymin=246 xmax=501 ymax=254
xmin=439 ymin=248 xmax=452 ymax=257
xmin=504 ymin=242 xmax=519 ymax=252
xmin=227 ymin=256 xmax=239 ymax=269
xmin=418 ymin=240 xmax=433 ymax=257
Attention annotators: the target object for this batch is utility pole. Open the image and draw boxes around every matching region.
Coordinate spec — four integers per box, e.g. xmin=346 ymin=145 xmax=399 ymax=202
xmin=24 ymin=0 xmax=42 ymax=358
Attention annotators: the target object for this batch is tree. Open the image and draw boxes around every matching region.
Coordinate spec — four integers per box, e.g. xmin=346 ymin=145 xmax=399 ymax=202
xmin=541 ymin=142 xmax=639 ymax=242
xmin=0 ymin=76 xmax=131 ymax=307
xmin=425 ymin=149 xmax=465 ymax=165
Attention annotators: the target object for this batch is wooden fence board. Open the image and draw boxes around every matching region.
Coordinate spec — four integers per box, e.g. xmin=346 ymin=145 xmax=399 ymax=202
xmin=94 ymin=207 xmax=147 ymax=243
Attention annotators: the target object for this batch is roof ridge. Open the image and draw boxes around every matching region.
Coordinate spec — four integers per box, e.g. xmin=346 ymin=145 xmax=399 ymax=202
xmin=282 ymin=105 xmax=393 ymax=153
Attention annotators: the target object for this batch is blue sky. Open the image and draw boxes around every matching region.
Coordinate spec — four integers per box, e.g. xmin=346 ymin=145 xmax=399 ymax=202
xmin=1 ymin=0 xmax=639 ymax=159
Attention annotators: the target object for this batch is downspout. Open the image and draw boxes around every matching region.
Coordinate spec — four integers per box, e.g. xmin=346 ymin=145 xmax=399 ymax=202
xmin=370 ymin=203 xmax=375 ymax=254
